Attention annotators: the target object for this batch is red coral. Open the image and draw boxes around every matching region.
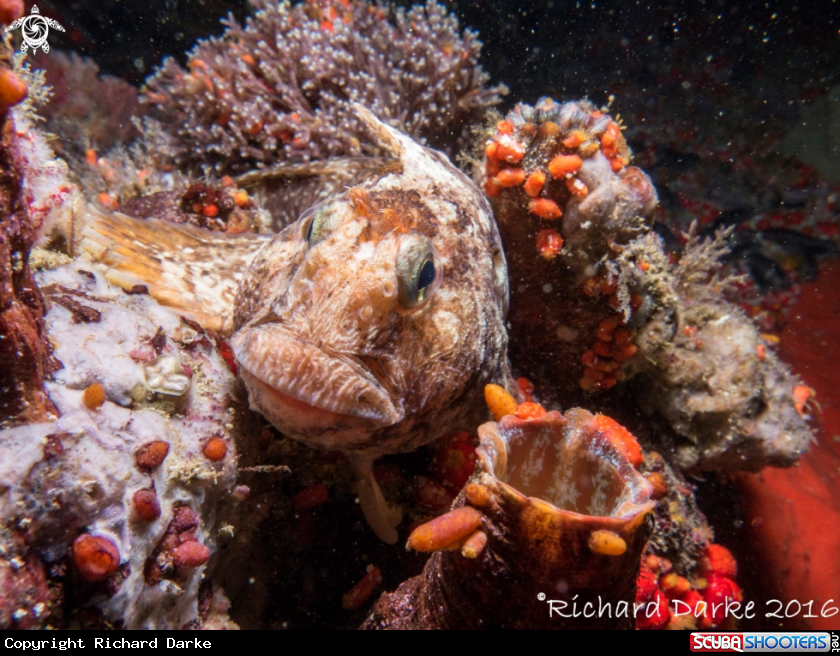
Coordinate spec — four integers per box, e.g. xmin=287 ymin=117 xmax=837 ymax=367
xmin=294 ymin=484 xmax=329 ymax=512
xmin=431 ymin=432 xmax=477 ymax=493
xmin=636 ymin=589 xmax=670 ymax=630
xmin=635 ymin=564 xmax=658 ymax=602
xmin=701 ymin=574 xmax=742 ymax=629
xmin=143 ymin=505 xmax=209 ymax=584
xmin=415 ymin=477 xmax=453 ymax=512
xmin=203 ymin=436 xmax=228 ymax=462
xmin=700 ymin=543 xmax=738 ymax=579
xmin=593 ymin=414 xmax=643 ymax=468
xmin=173 ymin=542 xmax=210 ymax=569
xmin=342 ymin=565 xmax=382 ymax=610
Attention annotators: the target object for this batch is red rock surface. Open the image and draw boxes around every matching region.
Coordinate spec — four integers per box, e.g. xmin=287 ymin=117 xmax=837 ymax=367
xmin=0 ymin=108 xmax=58 ymax=426
xmin=735 ymin=261 xmax=840 ymax=630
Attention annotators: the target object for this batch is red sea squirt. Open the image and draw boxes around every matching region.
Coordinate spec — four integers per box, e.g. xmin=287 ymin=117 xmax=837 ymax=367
xmin=363 ymin=409 xmax=655 ymax=629
xmin=135 ymin=440 xmax=170 ymax=472
xmin=173 ymin=542 xmax=210 ymax=569
xmin=73 ymin=534 xmax=120 ymax=582
xmin=133 ymin=489 xmax=161 ymax=521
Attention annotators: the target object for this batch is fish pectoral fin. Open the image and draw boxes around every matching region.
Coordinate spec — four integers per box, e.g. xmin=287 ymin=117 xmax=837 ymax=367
xmin=352 ymin=456 xmax=402 ymax=545
xmin=74 ymin=204 xmax=270 ymax=335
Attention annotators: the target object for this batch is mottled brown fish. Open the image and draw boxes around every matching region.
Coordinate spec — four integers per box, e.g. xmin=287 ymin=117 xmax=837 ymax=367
xmin=75 ymin=107 xmax=512 ymax=543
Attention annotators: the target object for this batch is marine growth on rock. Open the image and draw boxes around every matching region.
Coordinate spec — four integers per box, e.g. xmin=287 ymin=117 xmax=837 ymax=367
xmin=144 ymin=0 xmax=505 ymax=175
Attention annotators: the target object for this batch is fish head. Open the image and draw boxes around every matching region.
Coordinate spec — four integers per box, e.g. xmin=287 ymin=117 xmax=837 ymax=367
xmin=231 ymin=109 xmax=510 ymax=457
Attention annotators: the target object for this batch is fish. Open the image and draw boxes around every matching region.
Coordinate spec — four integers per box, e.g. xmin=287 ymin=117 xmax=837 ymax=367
xmin=73 ymin=106 xmax=512 ymax=543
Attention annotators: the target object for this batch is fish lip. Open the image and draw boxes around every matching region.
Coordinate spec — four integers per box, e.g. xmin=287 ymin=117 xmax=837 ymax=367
xmin=230 ymin=324 xmax=403 ymax=426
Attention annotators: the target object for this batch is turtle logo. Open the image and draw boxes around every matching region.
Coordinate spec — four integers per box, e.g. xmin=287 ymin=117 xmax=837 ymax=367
xmin=5 ymin=5 xmax=65 ymax=56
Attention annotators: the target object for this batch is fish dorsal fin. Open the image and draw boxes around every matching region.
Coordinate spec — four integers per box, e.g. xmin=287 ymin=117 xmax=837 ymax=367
xmin=352 ymin=103 xmax=466 ymax=196
xmin=74 ymin=204 xmax=270 ymax=335
xmin=353 ymin=104 xmax=404 ymax=159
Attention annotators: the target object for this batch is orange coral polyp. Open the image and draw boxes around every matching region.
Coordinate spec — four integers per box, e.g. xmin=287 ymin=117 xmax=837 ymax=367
xmin=536 ymin=228 xmax=564 ymax=260
xmin=562 ymin=130 xmax=586 ymax=149
xmin=496 ymin=120 xmax=514 ymax=136
xmin=593 ymin=414 xmax=643 ymax=468
xmin=700 ymin=543 xmax=738 ymax=578
xmin=497 ymin=168 xmax=526 ymax=187
xmin=597 ymin=316 xmax=623 ymax=342
xmin=73 ymin=534 xmax=120 ymax=582
xmin=83 ymin=383 xmax=106 ymax=410
xmin=566 ymin=177 xmax=589 ymax=197
xmin=588 ymin=529 xmax=627 ymax=556
xmin=515 ymin=401 xmax=547 ymax=420
xmin=548 ymin=154 xmax=583 ymax=179
xmin=485 ymin=383 xmax=518 ymax=421
xmin=0 ymin=69 xmax=30 ymax=112
xmin=203 ymin=436 xmax=228 ymax=461
xmin=528 ymin=198 xmax=562 ymax=220
xmin=407 ymin=506 xmax=483 ymax=552
xmin=495 ymin=136 xmax=525 ymax=163
xmin=523 ymin=171 xmax=546 ymax=197
xmin=343 ymin=566 xmax=383 ymax=609
xmin=460 ymin=529 xmax=488 ymax=558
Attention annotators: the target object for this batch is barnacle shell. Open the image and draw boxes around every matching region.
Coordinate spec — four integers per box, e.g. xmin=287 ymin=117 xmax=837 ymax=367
xmin=143 ymin=354 xmax=191 ymax=396
xmin=363 ymin=409 xmax=654 ymax=629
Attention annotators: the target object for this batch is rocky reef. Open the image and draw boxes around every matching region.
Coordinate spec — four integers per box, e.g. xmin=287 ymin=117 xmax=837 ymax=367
xmin=0 ymin=265 xmax=244 ymax=629
xmin=0 ymin=0 xmax=831 ymax=632
xmin=480 ymin=98 xmax=814 ymax=473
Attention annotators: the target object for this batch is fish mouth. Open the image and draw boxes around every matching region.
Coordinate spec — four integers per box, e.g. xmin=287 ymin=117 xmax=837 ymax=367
xmin=231 ymin=325 xmax=403 ymax=427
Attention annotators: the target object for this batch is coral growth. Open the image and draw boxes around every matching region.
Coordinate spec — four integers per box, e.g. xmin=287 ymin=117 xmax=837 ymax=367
xmin=0 ymin=45 xmax=58 ymax=427
xmin=0 ymin=525 xmax=53 ymax=629
xmin=363 ymin=410 xmax=654 ymax=629
xmin=483 ymin=99 xmax=813 ymax=472
xmin=144 ymin=0 xmax=504 ymax=175
xmin=32 ymin=52 xmax=142 ymax=164
xmin=0 ymin=266 xmax=242 ymax=628
xmin=483 ymin=98 xmax=658 ymax=402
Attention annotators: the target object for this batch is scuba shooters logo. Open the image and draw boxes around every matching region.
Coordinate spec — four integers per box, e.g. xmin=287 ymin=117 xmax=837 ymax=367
xmin=5 ymin=5 xmax=65 ymax=55
xmin=691 ymin=632 xmax=834 ymax=652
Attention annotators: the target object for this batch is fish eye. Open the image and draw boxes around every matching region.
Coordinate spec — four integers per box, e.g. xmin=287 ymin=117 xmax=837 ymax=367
xmin=302 ymin=216 xmax=315 ymax=243
xmin=396 ymin=235 xmax=441 ymax=310
xmin=298 ymin=201 xmax=340 ymax=247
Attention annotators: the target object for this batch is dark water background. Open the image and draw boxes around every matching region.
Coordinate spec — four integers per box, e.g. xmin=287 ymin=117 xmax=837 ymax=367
xmin=38 ymin=0 xmax=840 ymax=110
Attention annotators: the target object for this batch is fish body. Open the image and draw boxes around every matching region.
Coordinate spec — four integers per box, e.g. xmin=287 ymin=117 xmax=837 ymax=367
xmin=231 ymin=108 xmax=511 ymax=540
xmin=75 ymin=108 xmax=512 ymax=542
xmin=232 ymin=109 xmax=509 ymax=459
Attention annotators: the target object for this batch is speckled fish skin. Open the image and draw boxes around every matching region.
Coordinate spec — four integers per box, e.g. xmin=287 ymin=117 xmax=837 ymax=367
xmin=231 ymin=108 xmax=511 ymax=461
